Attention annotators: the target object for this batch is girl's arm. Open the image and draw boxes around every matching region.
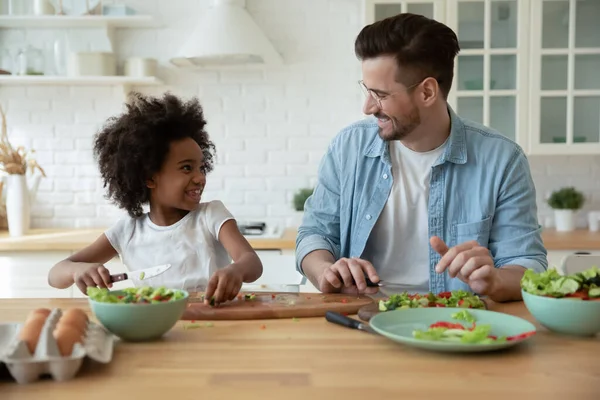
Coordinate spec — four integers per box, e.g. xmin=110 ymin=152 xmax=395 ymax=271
xmin=218 ymin=220 xmax=263 ymax=282
xmin=48 ymin=234 xmax=118 ymax=294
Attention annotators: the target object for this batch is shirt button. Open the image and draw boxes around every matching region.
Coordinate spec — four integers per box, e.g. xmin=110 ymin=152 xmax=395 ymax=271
xmin=383 ymin=173 xmax=388 ymax=179
xmin=366 ymin=214 xmax=372 ymax=220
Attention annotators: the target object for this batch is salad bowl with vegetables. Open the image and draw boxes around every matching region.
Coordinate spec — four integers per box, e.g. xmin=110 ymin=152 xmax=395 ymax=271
xmin=521 ymin=266 xmax=600 ymax=336
xmin=87 ymin=287 xmax=189 ymax=341
xmin=369 ymin=308 xmax=536 ymax=353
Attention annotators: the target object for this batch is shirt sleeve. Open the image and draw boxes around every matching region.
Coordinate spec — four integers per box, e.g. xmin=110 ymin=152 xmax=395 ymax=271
xmin=204 ymin=200 xmax=236 ymax=240
xmin=489 ymin=148 xmax=548 ymax=273
xmin=104 ymin=217 xmax=134 ymax=255
xmin=295 ymin=137 xmax=342 ymax=275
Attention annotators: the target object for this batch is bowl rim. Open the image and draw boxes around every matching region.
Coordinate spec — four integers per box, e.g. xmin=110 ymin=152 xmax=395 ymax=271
xmin=87 ymin=288 xmax=189 ymax=306
xmin=521 ymin=289 xmax=600 ymax=303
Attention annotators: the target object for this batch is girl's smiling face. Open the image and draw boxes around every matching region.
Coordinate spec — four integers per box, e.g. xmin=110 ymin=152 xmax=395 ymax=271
xmin=147 ymin=137 xmax=207 ymax=214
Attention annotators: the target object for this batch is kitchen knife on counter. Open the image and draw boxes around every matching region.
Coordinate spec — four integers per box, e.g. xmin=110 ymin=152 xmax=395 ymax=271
xmin=110 ymin=263 xmax=172 ymax=283
xmin=325 ymin=311 xmax=376 ymax=334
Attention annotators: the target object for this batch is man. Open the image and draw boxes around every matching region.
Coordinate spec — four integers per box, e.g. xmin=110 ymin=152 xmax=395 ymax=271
xmin=295 ymin=13 xmax=547 ymax=302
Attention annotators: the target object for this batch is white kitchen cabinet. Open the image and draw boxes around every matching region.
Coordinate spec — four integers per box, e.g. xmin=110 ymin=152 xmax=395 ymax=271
xmin=363 ymin=0 xmax=446 ymax=25
xmin=361 ymin=0 xmax=599 ymax=155
xmin=445 ymin=0 xmax=529 ymax=149
xmin=528 ymin=0 xmax=600 ymax=155
xmin=0 ymin=251 xmax=72 ymax=298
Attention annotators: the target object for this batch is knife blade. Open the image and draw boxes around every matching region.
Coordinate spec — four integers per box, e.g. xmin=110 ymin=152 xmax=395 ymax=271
xmin=365 ymin=277 xmax=407 ymax=289
xmin=110 ymin=263 xmax=172 ymax=283
xmin=325 ymin=311 xmax=376 ymax=334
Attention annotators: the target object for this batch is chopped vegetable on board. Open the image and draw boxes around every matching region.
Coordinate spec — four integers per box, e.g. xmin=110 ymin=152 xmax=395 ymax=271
xmin=244 ymin=293 xmax=256 ymax=300
xmin=378 ymin=290 xmax=485 ymax=311
xmin=139 ymin=272 xmax=145 ymax=280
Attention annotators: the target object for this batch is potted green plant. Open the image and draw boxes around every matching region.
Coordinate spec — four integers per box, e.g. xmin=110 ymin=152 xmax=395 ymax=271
xmin=547 ymin=187 xmax=585 ymax=232
xmin=291 ymin=188 xmax=313 ymax=227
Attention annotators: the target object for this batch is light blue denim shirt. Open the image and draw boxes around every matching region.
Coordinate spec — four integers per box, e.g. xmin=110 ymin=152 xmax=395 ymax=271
xmin=296 ymin=106 xmax=547 ymax=294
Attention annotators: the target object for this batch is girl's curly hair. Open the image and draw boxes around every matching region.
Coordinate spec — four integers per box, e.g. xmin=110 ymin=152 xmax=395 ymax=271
xmin=93 ymin=92 xmax=216 ymax=218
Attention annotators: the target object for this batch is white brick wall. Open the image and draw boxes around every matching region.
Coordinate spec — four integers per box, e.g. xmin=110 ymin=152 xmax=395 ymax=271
xmin=1 ymin=0 xmax=599 ymax=231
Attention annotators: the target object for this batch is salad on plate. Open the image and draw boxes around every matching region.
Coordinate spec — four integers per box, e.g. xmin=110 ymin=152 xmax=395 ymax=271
xmin=520 ymin=266 xmax=600 ymax=299
xmin=412 ymin=310 xmax=535 ymax=344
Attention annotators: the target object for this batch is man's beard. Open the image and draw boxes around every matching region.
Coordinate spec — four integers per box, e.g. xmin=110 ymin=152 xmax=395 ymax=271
xmin=377 ymin=107 xmax=421 ymax=141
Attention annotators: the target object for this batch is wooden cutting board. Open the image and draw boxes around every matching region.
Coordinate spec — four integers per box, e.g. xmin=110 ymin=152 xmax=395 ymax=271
xmin=357 ymin=298 xmax=491 ymax=322
xmin=182 ymin=292 xmax=374 ymax=320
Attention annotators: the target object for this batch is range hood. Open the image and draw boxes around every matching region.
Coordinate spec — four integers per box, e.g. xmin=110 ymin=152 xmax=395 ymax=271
xmin=170 ymin=0 xmax=283 ymax=67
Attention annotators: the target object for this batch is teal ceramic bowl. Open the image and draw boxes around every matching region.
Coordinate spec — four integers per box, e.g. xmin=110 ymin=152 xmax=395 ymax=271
xmin=522 ymin=290 xmax=600 ymax=337
xmin=88 ymin=290 xmax=189 ymax=342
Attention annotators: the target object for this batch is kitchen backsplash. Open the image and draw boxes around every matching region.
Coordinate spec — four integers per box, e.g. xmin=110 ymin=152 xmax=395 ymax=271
xmin=1 ymin=0 xmax=599 ymax=230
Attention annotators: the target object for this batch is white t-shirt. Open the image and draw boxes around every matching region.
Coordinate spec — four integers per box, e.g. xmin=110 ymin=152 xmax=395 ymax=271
xmin=362 ymin=139 xmax=447 ymax=295
xmin=104 ymin=200 xmax=234 ymax=291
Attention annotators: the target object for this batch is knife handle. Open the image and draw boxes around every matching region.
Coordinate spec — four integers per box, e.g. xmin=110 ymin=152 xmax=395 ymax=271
xmin=110 ymin=273 xmax=128 ymax=283
xmin=325 ymin=311 xmax=362 ymax=330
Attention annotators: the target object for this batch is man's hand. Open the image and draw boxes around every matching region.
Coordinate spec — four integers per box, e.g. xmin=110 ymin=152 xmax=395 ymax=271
xmin=205 ymin=265 xmax=244 ymax=305
xmin=430 ymin=237 xmax=499 ymax=296
xmin=318 ymin=257 xmax=380 ymax=294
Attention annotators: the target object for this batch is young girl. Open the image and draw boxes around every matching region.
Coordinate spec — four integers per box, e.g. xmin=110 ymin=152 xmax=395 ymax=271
xmin=48 ymin=92 xmax=263 ymax=305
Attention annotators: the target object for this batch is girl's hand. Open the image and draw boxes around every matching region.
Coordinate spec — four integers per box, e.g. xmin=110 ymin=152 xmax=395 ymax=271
xmin=204 ymin=266 xmax=244 ymax=305
xmin=73 ymin=263 xmax=113 ymax=295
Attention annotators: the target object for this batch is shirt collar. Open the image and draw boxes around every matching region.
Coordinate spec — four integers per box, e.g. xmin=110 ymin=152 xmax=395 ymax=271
xmin=363 ymin=105 xmax=467 ymax=166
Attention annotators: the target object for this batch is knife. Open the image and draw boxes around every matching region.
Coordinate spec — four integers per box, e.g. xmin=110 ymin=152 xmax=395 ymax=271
xmin=325 ymin=311 xmax=376 ymax=334
xmin=365 ymin=277 xmax=406 ymax=288
xmin=110 ymin=263 xmax=172 ymax=283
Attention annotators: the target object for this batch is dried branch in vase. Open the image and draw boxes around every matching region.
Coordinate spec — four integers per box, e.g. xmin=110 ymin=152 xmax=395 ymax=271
xmin=0 ymin=105 xmax=46 ymax=177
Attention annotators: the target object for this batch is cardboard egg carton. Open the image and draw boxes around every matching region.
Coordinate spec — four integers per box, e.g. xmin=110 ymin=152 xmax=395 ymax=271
xmin=0 ymin=308 xmax=114 ymax=384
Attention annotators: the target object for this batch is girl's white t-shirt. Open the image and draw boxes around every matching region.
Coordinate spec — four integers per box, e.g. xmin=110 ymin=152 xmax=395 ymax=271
xmin=104 ymin=200 xmax=234 ymax=291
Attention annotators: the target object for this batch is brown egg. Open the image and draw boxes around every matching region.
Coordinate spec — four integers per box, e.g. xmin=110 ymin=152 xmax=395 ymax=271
xmin=53 ymin=325 xmax=83 ymax=357
xmin=25 ymin=309 xmax=51 ymax=324
xmin=31 ymin=308 xmax=52 ymax=319
xmin=19 ymin=316 xmax=47 ymax=354
xmin=58 ymin=309 xmax=88 ymax=334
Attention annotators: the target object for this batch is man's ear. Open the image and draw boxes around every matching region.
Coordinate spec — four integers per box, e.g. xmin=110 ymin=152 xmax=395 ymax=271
xmin=420 ymin=77 xmax=439 ymax=106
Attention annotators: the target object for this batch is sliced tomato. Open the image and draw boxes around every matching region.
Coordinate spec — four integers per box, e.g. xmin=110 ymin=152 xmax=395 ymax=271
xmin=435 ymin=303 xmax=447 ymax=307
xmin=565 ymin=291 xmax=589 ymax=300
xmin=438 ymin=292 xmax=452 ymax=299
xmin=430 ymin=321 xmax=464 ymax=330
xmin=506 ymin=331 xmax=536 ymax=341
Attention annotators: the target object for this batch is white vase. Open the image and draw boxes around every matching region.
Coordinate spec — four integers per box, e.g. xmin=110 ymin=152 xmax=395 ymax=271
xmin=6 ymin=174 xmax=30 ymax=237
xmin=554 ymin=209 xmax=575 ymax=232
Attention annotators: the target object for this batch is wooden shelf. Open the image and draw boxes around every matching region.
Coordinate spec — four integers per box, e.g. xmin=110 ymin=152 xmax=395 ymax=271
xmin=0 ymin=15 xmax=156 ymax=29
xmin=0 ymin=75 xmax=162 ymax=86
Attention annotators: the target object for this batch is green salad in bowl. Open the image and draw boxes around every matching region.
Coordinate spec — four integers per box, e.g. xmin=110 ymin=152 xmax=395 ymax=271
xmin=520 ymin=266 xmax=600 ymax=336
xmin=88 ymin=286 xmax=187 ymax=304
xmin=87 ymin=286 xmax=189 ymax=341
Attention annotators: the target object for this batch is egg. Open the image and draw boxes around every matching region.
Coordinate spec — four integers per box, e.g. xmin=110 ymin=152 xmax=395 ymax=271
xmin=57 ymin=309 xmax=88 ymax=335
xmin=25 ymin=308 xmax=51 ymax=324
xmin=31 ymin=308 xmax=52 ymax=319
xmin=53 ymin=325 xmax=83 ymax=357
xmin=19 ymin=316 xmax=48 ymax=354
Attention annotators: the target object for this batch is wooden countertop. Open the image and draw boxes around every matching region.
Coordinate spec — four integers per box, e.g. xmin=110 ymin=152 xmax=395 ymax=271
xmin=0 ymin=298 xmax=597 ymax=398
xmin=540 ymin=228 xmax=600 ymax=250
xmin=0 ymin=227 xmax=598 ymax=253
xmin=0 ymin=228 xmax=297 ymax=252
